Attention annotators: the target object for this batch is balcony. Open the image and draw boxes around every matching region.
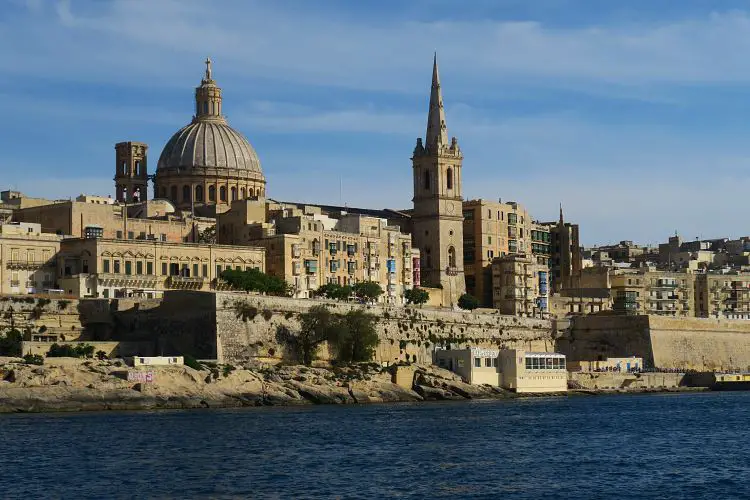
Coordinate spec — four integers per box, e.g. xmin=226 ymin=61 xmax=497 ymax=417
xmin=6 ymin=260 xmax=56 ymax=269
xmin=166 ymin=276 xmax=205 ymax=289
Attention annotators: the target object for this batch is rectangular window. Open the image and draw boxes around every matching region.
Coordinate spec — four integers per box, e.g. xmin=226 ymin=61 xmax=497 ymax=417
xmin=492 ymin=358 xmax=498 ymax=368
xmin=124 ymin=261 xmax=132 ymax=275
xmin=488 ymin=236 xmax=492 ymax=244
xmin=160 ymin=234 xmax=167 ymax=242
xmin=474 ymin=358 xmax=481 ymax=368
xmin=103 ymin=289 xmax=109 ymax=298
xmin=136 ymin=261 xmax=143 ymax=275
xmin=113 ymin=260 xmax=121 ymax=274
xmin=216 ymin=265 xmax=222 ymax=277
xmin=484 ymin=358 xmax=492 ymax=368
xmin=147 ymin=262 xmax=153 ymax=275
xmin=193 ymin=264 xmax=199 ymax=277
xmin=116 ymin=230 xmax=123 ymax=239
xmin=127 ymin=231 xmax=134 ymax=240
xmin=202 ymin=264 xmax=208 ymax=277
xmin=103 ymin=259 xmax=110 ymax=273
xmin=162 ymin=263 xmax=168 ymax=276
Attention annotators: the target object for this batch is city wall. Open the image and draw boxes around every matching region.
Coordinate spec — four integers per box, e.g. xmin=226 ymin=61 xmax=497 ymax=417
xmin=209 ymin=292 xmax=554 ymax=364
xmin=559 ymin=315 xmax=750 ymax=371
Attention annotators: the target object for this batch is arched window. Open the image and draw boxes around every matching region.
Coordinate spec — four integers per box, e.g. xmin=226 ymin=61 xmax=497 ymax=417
xmin=170 ymin=186 xmax=177 ymax=201
xmin=134 ymin=161 xmax=140 ymax=176
xmin=203 ymin=102 xmax=208 ymax=114
xmin=423 ymin=170 xmax=430 ymax=190
xmin=121 ymin=162 xmax=127 ymax=175
xmin=231 ymin=187 xmax=237 ymax=201
xmin=446 ymin=167 xmax=453 ymax=190
xmin=208 ymin=185 xmax=216 ymax=202
xmin=220 ymin=186 xmax=227 ymax=202
xmin=240 ymin=187 xmax=246 ymax=199
xmin=195 ymin=185 xmax=204 ymax=203
xmin=183 ymin=185 xmax=191 ymax=202
xmin=448 ymin=246 xmax=456 ymax=268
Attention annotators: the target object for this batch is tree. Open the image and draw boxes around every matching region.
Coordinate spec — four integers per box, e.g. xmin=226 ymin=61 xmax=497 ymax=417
xmin=315 ymin=283 xmax=352 ymax=301
xmin=293 ymin=305 xmax=344 ymax=365
xmin=197 ymin=225 xmax=217 ymax=244
xmin=404 ymin=287 xmax=429 ymax=306
xmin=221 ymin=268 xmax=292 ymax=296
xmin=337 ymin=309 xmax=379 ymax=362
xmin=0 ymin=328 xmax=22 ymax=357
xmin=457 ymin=293 xmax=479 ymax=311
xmin=352 ymin=281 xmax=383 ymax=303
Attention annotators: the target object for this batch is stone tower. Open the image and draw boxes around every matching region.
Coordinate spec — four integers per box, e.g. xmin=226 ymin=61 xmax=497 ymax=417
xmin=114 ymin=141 xmax=148 ymax=203
xmin=411 ymin=54 xmax=466 ymax=305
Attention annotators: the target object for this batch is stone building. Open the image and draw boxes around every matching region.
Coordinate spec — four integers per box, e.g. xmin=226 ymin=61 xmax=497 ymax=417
xmin=410 ymin=55 xmax=465 ymax=305
xmin=610 ymin=268 xmax=695 ymax=317
xmin=491 ymin=253 xmax=549 ymax=316
xmin=153 ymin=59 xmax=266 ymax=215
xmin=0 ymin=223 xmax=62 ymax=295
xmin=114 ymin=142 xmax=148 ymax=203
xmin=540 ymin=206 xmax=582 ymax=293
xmin=695 ymin=273 xmax=750 ymax=319
xmin=13 ymin=198 xmax=212 ymax=243
xmin=216 ymin=200 xmax=418 ymax=303
xmin=462 ymin=199 xmax=539 ymax=306
xmin=57 ymin=237 xmax=264 ymax=299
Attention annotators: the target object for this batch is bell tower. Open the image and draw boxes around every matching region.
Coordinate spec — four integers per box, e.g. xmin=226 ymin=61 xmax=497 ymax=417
xmin=411 ymin=54 xmax=465 ymax=305
xmin=114 ymin=141 xmax=148 ymax=203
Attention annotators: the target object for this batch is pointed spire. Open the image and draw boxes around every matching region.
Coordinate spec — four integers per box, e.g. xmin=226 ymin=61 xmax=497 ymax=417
xmin=559 ymin=203 xmax=564 ymax=225
xmin=426 ymin=53 xmax=448 ymax=148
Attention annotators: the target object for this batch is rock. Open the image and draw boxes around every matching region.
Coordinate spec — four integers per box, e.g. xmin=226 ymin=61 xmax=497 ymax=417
xmin=414 ymin=384 xmax=463 ymax=401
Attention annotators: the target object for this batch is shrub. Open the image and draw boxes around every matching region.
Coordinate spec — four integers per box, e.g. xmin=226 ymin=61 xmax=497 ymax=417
xmin=457 ymin=294 xmax=479 ymax=311
xmin=184 ymin=354 xmax=203 ymax=370
xmin=234 ymin=302 xmax=259 ymax=322
xmin=262 ymin=309 xmax=273 ymax=321
xmin=222 ymin=364 xmax=236 ymax=377
xmin=23 ymin=354 xmax=44 ymax=365
xmin=58 ymin=300 xmax=70 ymax=311
xmin=37 ymin=298 xmax=51 ymax=308
xmin=46 ymin=343 xmax=95 ymax=358
xmin=96 ymin=350 xmax=108 ymax=360
xmin=0 ymin=329 xmax=23 ymax=357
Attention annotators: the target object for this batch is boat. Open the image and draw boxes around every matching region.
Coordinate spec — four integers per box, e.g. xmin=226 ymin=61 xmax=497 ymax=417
xmin=711 ymin=373 xmax=750 ymax=391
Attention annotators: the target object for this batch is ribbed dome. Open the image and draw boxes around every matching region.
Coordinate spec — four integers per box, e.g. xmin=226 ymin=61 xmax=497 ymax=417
xmin=157 ymin=120 xmax=262 ymax=173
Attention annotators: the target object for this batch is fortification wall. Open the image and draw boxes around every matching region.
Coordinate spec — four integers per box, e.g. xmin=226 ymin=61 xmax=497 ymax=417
xmin=0 ymin=296 xmax=86 ymax=341
xmin=560 ymin=315 xmax=750 ymax=371
xmin=212 ymin=292 xmax=554 ymax=364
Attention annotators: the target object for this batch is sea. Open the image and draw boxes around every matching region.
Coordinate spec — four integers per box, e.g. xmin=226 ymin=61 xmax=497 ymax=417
xmin=1 ymin=392 xmax=749 ymax=499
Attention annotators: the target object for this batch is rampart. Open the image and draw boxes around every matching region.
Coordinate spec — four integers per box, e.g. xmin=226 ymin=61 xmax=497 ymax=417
xmin=157 ymin=291 xmax=556 ymax=364
xmin=559 ymin=315 xmax=750 ymax=371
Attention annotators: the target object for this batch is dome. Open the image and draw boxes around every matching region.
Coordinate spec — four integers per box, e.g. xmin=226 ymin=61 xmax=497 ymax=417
xmin=157 ymin=120 xmax=262 ymax=173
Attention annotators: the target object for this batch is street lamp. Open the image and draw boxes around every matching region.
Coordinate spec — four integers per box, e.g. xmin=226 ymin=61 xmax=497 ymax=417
xmin=446 ymin=265 xmax=458 ymax=309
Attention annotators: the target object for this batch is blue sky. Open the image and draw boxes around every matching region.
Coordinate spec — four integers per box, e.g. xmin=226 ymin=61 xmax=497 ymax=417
xmin=3 ymin=0 xmax=750 ymax=246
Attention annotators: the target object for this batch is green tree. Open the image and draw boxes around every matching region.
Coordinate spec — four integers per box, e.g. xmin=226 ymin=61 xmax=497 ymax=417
xmin=315 ymin=283 xmax=352 ymax=301
xmin=294 ymin=305 xmax=344 ymax=365
xmin=337 ymin=309 xmax=379 ymax=362
xmin=457 ymin=293 xmax=479 ymax=311
xmin=221 ymin=268 xmax=292 ymax=297
xmin=197 ymin=225 xmax=217 ymax=244
xmin=0 ymin=328 xmax=22 ymax=357
xmin=404 ymin=287 xmax=429 ymax=306
xmin=352 ymin=281 xmax=383 ymax=303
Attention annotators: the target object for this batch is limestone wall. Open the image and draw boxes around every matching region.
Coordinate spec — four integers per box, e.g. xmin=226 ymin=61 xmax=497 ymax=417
xmin=211 ymin=291 xmax=554 ymax=364
xmin=560 ymin=315 xmax=750 ymax=371
xmin=0 ymin=296 xmax=85 ymax=341
xmin=569 ymin=371 xmax=685 ymax=390
xmin=21 ymin=340 xmax=153 ymax=357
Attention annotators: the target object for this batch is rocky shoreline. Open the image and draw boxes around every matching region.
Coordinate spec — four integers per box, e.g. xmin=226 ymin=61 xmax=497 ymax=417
xmin=0 ymin=357 xmax=704 ymax=414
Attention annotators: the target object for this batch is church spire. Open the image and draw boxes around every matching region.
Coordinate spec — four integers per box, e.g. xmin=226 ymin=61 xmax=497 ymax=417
xmin=559 ymin=203 xmax=564 ymax=225
xmin=426 ymin=53 xmax=448 ymax=148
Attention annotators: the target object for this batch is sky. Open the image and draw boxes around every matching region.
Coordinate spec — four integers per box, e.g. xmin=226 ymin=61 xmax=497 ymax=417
xmin=3 ymin=0 xmax=750 ymax=246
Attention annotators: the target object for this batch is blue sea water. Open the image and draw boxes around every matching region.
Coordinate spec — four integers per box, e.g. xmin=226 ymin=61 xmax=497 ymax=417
xmin=1 ymin=392 xmax=749 ymax=499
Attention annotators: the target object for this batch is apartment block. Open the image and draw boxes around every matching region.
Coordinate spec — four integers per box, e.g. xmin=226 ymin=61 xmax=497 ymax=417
xmin=491 ymin=253 xmax=549 ymax=316
xmin=0 ymin=223 xmax=62 ymax=295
